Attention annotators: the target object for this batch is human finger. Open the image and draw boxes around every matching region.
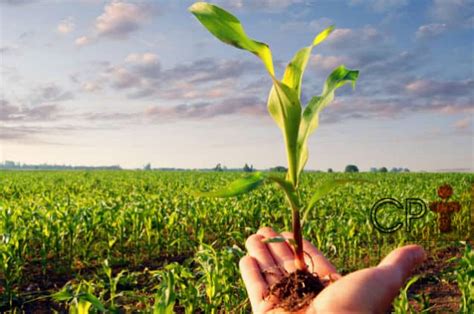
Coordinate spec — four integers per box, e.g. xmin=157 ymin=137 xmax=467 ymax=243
xmin=246 ymin=233 xmax=283 ymax=285
xmin=239 ymin=255 xmax=269 ymax=312
xmin=312 ymin=244 xmax=426 ymax=313
xmin=257 ymin=227 xmax=297 ymax=274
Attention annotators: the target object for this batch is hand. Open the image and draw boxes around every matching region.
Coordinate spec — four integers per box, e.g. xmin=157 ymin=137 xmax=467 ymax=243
xmin=240 ymin=227 xmax=426 ymax=313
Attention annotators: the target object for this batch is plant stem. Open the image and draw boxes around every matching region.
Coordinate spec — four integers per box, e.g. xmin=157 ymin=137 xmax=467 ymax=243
xmin=291 ymin=205 xmax=307 ymax=271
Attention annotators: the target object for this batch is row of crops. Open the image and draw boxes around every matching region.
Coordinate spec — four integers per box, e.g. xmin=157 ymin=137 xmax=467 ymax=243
xmin=0 ymin=171 xmax=472 ymax=312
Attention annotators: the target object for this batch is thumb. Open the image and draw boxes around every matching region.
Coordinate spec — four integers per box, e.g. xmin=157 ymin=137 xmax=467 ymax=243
xmin=377 ymin=244 xmax=426 ymax=289
xmin=313 ymin=245 xmax=425 ymax=313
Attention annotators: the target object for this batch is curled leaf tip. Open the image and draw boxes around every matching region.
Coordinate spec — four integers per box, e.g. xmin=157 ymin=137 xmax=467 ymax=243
xmin=312 ymin=25 xmax=336 ymax=46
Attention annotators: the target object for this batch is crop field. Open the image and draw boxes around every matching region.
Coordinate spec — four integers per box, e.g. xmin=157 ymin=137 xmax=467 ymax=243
xmin=0 ymin=171 xmax=473 ymax=313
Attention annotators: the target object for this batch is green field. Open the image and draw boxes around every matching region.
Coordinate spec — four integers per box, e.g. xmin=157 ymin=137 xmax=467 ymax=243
xmin=1 ymin=171 xmax=473 ymax=312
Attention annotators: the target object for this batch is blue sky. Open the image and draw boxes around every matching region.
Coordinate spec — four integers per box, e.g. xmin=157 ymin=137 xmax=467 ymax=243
xmin=0 ymin=0 xmax=472 ymax=171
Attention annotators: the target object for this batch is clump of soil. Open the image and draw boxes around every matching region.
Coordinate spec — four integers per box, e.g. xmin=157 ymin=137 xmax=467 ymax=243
xmin=268 ymin=270 xmax=325 ymax=311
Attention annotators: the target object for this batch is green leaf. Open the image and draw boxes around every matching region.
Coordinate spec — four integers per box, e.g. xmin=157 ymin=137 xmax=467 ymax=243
xmin=79 ymin=293 xmax=106 ymax=312
xmin=282 ymin=25 xmax=335 ymax=98
xmin=297 ymin=65 xmax=359 ymax=175
xmin=267 ymin=175 xmax=299 ymax=209
xmin=189 ymin=2 xmax=274 ymax=75
xmin=302 ymin=178 xmax=369 ymax=223
xmin=196 ymin=172 xmax=264 ymax=197
xmin=267 ymin=80 xmax=302 ymax=186
xmin=268 ymin=26 xmax=334 ymax=185
xmin=263 ymin=236 xmax=286 ymax=243
xmin=51 ymin=288 xmax=73 ymax=302
xmin=312 ymin=26 xmax=335 ymax=46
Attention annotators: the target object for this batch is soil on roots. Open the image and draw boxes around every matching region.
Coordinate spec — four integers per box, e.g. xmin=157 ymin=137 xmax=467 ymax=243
xmin=268 ymin=270 xmax=325 ymax=311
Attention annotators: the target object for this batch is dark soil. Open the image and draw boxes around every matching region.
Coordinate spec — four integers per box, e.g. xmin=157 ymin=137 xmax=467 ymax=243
xmin=4 ymin=243 xmax=468 ymax=313
xmin=2 ymin=253 xmax=191 ymax=313
xmin=268 ymin=269 xmax=325 ymax=311
xmin=407 ymin=244 xmax=464 ymax=313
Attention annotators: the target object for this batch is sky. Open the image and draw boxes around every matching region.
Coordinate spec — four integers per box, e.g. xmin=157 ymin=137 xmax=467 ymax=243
xmin=0 ymin=0 xmax=473 ymax=171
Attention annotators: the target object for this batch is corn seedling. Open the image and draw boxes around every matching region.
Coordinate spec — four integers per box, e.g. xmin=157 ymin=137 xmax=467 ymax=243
xmin=190 ymin=2 xmax=359 ymax=274
xmin=392 ymin=275 xmax=421 ymax=313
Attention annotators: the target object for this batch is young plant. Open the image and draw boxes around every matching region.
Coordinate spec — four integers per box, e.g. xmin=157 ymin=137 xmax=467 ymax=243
xmin=190 ymin=2 xmax=359 ymax=273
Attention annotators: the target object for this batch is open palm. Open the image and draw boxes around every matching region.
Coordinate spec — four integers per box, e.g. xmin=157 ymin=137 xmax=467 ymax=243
xmin=240 ymin=227 xmax=426 ymax=313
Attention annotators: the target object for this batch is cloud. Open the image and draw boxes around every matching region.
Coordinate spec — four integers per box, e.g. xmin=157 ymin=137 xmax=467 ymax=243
xmin=217 ymin=0 xmax=303 ymax=11
xmin=163 ymin=58 xmax=259 ymax=84
xmin=0 ymin=0 xmax=36 ymax=5
xmin=0 ymin=124 xmax=87 ymax=143
xmin=326 ymin=26 xmax=385 ymax=49
xmin=91 ymin=55 xmax=261 ymax=101
xmin=32 ymin=83 xmax=75 ymax=103
xmin=75 ymin=36 xmax=92 ymax=46
xmin=349 ymin=0 xmax=408 ymax=12
xmin=144 ymin=96 xmax=266 ymax=121
xmin=75 ymin=1 xmax=157 ymax=46
xmin=57 ymin=17 xmax=75 ymax=34
xmin=0 ymin=99 xmax=61 ymax=122
xmin=106 ymin=66 xmax=142 ymax=89
xmin=320 ymin=94 xmax=473 ymax=125
xmin=280 ymin=17 xmax=334 ymax=32
xmin=310 ymin=54 xmax=351 ymax=71
xmin=82 ymin=81 xmax=103 ymax=93
xmin=454 ymin=117 xmax=471 ymax=131
xmin=405 ymin=79 xmax=473 ymax=98
xmin=78 ymin=95 xmax=266 ymax=124
xmin=0 ymin=125 xmax=37 ymax=140
xmin=81 ymin=111 xmax=136 ymax=121
xmin=415 ymin=23 xmax=447 ymax=39
xmin=125 ymin=52 xmax=160 ymax=78
xmin=153 ymin=78 xmax=240 ymax=101
xmin=95 ymin=1 xmax=153 ymax=39
xmin=430 ymin=0 xmax=474 ymax=27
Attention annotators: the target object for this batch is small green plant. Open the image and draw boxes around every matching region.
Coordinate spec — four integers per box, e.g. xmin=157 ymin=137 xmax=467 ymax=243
xmin=190 ymin=2 xmax=359 ymax=272
xmin=456 ymin=242 xmax=474 ymax=312
xmin=52 ymin=281 xmax=105 ymax=314
xmin=392 ymin=275 xmax=421 ymax=313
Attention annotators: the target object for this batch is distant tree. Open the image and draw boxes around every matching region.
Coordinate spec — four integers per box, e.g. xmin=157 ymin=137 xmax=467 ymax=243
xmin=4 ymin=160 xmax=16 ymax=168
xmin=214 ymin=163 xmax=223 ymax=172
xmin=379 ymin=167 xmax=388 ymax=173
xmin=243 ymin=163 xmax=254 ymax=172
xmin=270 ymin=166 xmax=287 ymax=172
xmin=144 ymin=163 xmax=152 ymax=171
xmin=344 ymin=164 xmax=359 ymax=173
xmin=403 ymin=168 xmax=410 ymax=172
xmin=370 ymin=167 xmax=378 ymax=173
xmin=327 ymin=168 xmax=333 ymax=173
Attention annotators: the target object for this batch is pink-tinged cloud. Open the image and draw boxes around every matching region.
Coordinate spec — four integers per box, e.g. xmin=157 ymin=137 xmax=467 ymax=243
xmin=405 ymin=79 xmax=473 ymax=97
xmin=82 ymin=81 xmax=102 ymax=93
xmin=218 ymin=0 xmax=302 ymax=11
xmin=326 ymin=26 xmax=384 ymax=49
xmin=415 ymin=23 xmax=447 ymax=39
xmin=310 ymin=54 xmax=350 ymax=71
xmin=125 ymin=53 xmax=159 ymax=65
xmin=57 ymin=17 xmax=75 ymax=34
xmin=95 ymin=1 xmax=153 ymax=39
xmin=75 ymin=36 xmax=92 ymax=46
xmin=454 ymin=117 xmax=471 ymax=130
